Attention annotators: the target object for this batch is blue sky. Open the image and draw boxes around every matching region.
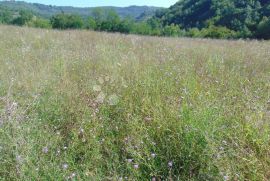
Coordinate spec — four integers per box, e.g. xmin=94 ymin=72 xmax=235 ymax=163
xmin=16 ymin=0 xmax=178 ymax=7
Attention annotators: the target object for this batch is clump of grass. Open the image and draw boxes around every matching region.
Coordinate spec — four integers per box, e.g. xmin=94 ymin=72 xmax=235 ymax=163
xmin=0 ymin=25 xmax=270 ymax=180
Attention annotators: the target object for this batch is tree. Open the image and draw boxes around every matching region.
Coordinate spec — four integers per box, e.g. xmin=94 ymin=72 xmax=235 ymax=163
xmin=12 ymin=10 xmax=33 ymax=26
xmin=92 ymin=8 xmax=104 ymax=30
xmin=67 ymin=14 xmax=83 ymax=29
xmin=50 ymin=13 xmax=83 ymax=29
xmin=50 ymin=13 xmax=67 ymax=29
xmin=86 ymin=17 xmax=97 ymax=30
xmin=163 ymin=24 xmax=182 ymax=37
xmin=187 ymin=28 xmax=202 ymax=38
xmin=256 ymin=17 xmax=270 ymax=39
xmin=147 ymin=18 xmax=162 ymax=36
xmin=117 ymin=18 xmax=134 ymax=33
xmin=152 ymin=0 xmax=270 ymax=39
xmin=201 ymin=25 xmax=236 ymax=39
xmin=0 ymin=8 xmax=12 ymax=24
xmin=28 ymin=17 xmax=52 ymax=29
xmin=132 ymin=22 xmax=152 ymax=35
xmin=101 ymin=10 xmax=121 ymax=32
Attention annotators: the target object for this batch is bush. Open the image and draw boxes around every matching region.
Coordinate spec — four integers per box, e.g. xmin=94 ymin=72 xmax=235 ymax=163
xmin=28 ymin=17 xmax=52 ymax=29
xmin=50 ymin=13 xmax=83 ymax=29
xmin=187 ymin=28 xmax=202 ymax=38
xmin=117 ymin=19 xmax=134 ymax=33
xmin=201 ymin=26 xmax=236 ymax=39
xmin=12 ymin=10 xmax=33 ymax=26
xmin=132 ymin=22 xmax=152 ymax=35
xmin=68 ymin=14 xmax=83 ymax=29
xmin=86 ymin=17 xmax=97 ymax=30
xmin=0 ymin=9 xmax=12 ymax=24
xmin=162 ymin=24 xmax=182 ymax=37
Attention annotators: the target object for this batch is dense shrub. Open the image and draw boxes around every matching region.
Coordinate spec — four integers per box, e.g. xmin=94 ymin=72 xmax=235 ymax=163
xmin=0 ymin=8 xmax=12 ymax=24
xmin=256 ymin=17 xmax=270 ymax=39
xmin=28 ymin=17 xmax=52 ymax=29
xmin=201 ymin=26 xmax=236 ymax=39
xmin=12 ymin=10 xmax=33 ymax=26
xmin=162 ymin=24 xmax=182 ymax=37
xmin=50 ymin=13 xmax=83 ymax=29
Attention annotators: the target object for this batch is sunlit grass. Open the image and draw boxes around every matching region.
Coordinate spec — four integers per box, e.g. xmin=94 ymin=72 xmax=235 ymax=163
xmin=0 ymin=25 xmax=270 ymax=180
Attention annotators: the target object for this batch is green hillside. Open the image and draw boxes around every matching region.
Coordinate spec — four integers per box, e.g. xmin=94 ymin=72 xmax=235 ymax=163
xmin=0 ymin=1 xmax=161 ymax=20
xmin=153 ymin=0 xmax=270 ymax=38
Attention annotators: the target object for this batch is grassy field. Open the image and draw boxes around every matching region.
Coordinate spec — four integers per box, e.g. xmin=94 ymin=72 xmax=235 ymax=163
xmin=0 ymin=25 xmax=269 ymax=180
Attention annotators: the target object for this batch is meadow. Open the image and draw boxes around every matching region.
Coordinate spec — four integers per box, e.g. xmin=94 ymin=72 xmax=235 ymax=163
xmin=0 ymin=25 xmax=269 ymax=180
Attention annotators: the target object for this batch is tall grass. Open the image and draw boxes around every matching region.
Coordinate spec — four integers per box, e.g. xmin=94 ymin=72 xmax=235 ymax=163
xmin=0 ymin=25 xmax=270 ymax=180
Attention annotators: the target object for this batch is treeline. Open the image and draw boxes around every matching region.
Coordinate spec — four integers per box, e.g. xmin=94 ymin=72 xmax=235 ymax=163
xmin=153 ymin=0 xmax=270 ymax=39
xmin=0 ymin=4 xmax=270 ymax=39
xmin=0 ymin=7 xmax=184 ymax=37
xmin=0 ymin=8 xmax=51 ymax=28
xmin=43 ymin=9 xmax=186 ymax=37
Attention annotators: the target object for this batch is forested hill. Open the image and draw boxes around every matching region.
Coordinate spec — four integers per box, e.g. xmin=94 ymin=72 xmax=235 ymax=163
xmin=0 ymin=1 xmax=161 ymax=20
xmin=153 ymin=0 xmax=270 ymax=38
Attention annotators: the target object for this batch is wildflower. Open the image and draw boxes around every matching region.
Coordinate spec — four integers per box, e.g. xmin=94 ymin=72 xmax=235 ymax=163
xmin=62 ymin=163 xmax=68 ymax=170
xmin=134 ymin=164 xmax=139 ymax=169
xmin=56 ymin=149 xmax=61 ymax=155
xmin=152 ymin=177 xmax=157 ymax=181
xmin=71 ymin=173 xmax=76 ymax=178
xmin=16 ymin=155 xmax=23 ymax=163
xmin=224 ymin=175 xmax=229 ymax=181
xmin=124 ymin=137 xmax=129 ymax=144
xmin=42 ymin=147 xmax=49 ymax=154
xmin=151 ymin=153 xmax=156 ymax=158
xmin=219 ymin=147 xmax=224 ymax=151
xmin=79 ymin=128 xmax=84 ymax=134
xmin=127 ymin=159 xmax=133 ymax=163
xmin=168 ymin=161 xmax=173 ymax=168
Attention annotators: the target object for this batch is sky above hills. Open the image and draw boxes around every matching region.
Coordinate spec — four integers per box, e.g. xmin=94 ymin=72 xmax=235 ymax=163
xmin=12 ymin=0 xmax=178 ymax=7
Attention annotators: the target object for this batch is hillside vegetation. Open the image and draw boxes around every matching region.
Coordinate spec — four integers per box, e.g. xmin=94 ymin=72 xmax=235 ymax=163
xmin=0 ymin=1 xmax=160 ymax=19
xmin=152 ymin=0 xmax=270 ymax=39
xmin=0 ymin=26 xmax=270 ymax=180
xmin=1 ymin=1 xmax=270 ymax=39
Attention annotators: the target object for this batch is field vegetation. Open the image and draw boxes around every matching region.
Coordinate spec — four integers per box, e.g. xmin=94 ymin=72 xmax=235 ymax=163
xmin=0 ymin=25 xmax=270 ymax=180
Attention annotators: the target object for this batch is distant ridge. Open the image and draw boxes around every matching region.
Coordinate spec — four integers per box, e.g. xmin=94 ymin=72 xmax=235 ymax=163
xmin=0 ymin=1 xmax=162 ymax=20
